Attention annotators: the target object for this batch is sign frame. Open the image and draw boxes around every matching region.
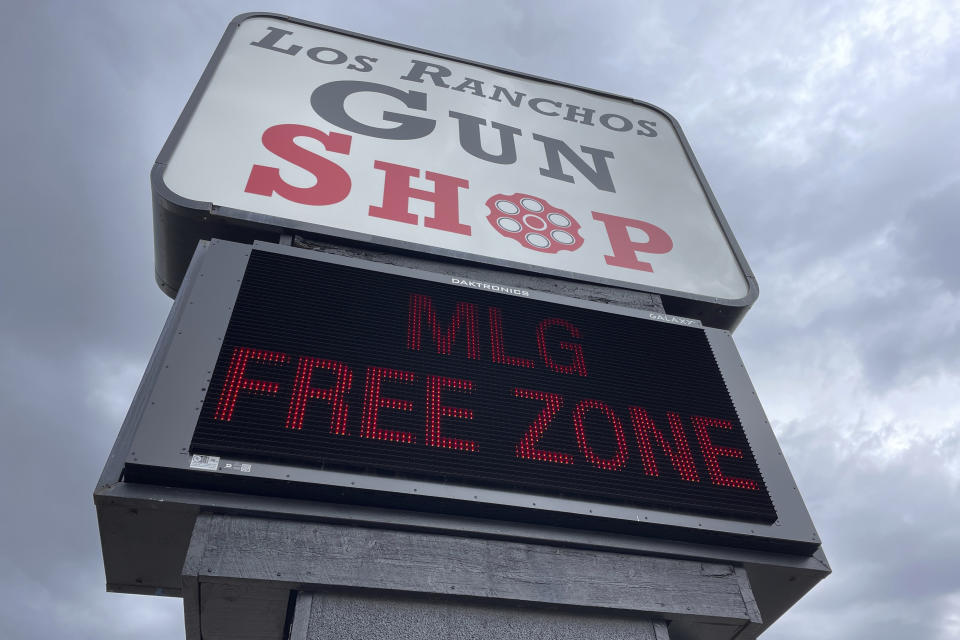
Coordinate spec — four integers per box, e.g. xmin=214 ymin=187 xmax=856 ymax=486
xmin=122 ymin=238 xmax=816 ymax=554
xmin=152 ymin=12 xmax=759 ymax=330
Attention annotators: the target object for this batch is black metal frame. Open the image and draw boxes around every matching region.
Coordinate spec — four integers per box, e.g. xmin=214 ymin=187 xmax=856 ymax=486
xmin=113 ymin=239 xmax=818 ymax=554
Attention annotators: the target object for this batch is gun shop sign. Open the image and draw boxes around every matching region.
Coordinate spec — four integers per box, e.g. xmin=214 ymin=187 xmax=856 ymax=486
xmin=160 ymin=14 xmax=752 ymax=302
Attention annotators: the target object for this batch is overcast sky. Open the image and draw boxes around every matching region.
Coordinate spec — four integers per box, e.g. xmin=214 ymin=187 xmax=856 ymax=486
xmin=1 ymin=1 xmax=958 ymax=638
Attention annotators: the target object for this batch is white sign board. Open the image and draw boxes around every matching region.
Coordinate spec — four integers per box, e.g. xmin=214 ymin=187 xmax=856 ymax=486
xmin=159 ymin=14 xmax=754 ymax=307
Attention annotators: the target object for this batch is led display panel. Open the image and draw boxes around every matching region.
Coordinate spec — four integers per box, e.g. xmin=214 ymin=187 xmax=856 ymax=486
xmin=190 ymin=250 xmax=777 ymax=523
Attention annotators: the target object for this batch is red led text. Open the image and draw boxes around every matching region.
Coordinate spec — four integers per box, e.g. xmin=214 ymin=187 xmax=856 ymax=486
xmin=406 ymin=293 xmax=587 ymax=376
xmin=211 ymin=344 xmax=757 ymax=491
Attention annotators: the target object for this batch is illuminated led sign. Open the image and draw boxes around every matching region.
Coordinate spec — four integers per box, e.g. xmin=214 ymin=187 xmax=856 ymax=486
xmin=190 ymin=250 xmax=776 ymax=523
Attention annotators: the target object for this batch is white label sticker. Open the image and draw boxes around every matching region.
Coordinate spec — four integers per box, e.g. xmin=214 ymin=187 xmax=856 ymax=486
xmin=189 ymin=454 xmax=220 ymax=471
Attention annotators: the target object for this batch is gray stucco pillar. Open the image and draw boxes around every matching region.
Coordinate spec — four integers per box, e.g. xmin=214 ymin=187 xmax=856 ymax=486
xmin=181 ymin=513 xmax=761 ymax=640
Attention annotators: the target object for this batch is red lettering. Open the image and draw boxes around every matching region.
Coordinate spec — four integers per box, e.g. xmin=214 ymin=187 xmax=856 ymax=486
xmin=572 ymin=399 xmax=629 ymax=470
xmin=213 ymin=347 xmax=289 ymax=421
xmin=691 ymin=416 xmax=758 ymax=490
xmin=425 ymin=376 xmax=476 ymax=451
xmin=629 ymin=408 xmax=700 ymax=481
xmin=284 ymin=357 xmax=352 ymax=434
xmin=536 ymin=318 xmax=587 ymax=376
xmin=360 ymin=367 xmax=417 ymax=443
xmin=513 ymin=388 xmax=572 ymax=464
xmin=591 ymin=211 xmax=673 ymax=272
xmin=244 ymin=124 xmax=352 ymax=205
xmin=489 ymin=307 xmax=535 ymax=368
xmin=370 ymin=160 xmax=471 ymax=235
xmin=406 ymin=293 xmax=480 ymax=359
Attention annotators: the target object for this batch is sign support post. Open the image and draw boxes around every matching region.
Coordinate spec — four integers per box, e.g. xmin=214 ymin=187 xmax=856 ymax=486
xmin=182 ymin=513 xmax=763 ymax=640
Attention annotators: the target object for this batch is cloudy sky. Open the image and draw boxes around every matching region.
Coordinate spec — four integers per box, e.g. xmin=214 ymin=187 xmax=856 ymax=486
xmin=2 ymin=1 xmax=958 ymax=638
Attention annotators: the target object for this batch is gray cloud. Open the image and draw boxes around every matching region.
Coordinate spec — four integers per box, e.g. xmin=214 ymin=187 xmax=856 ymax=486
xmin=0 ymin=338 xmax=182 ymax=639
xmin=896 ymin=180 xmax=960 ymax=291
xmin=2 ymin=1 xmax=959 ymax=639
xmin=767 ymin=423 xmax=960 ymax=639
